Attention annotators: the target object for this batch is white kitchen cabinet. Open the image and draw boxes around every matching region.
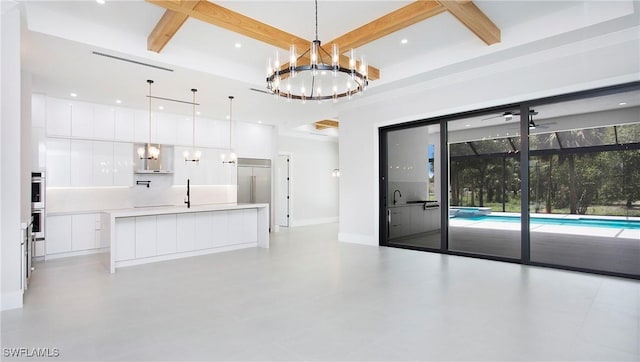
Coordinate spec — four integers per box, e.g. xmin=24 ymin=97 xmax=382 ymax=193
xmin=155 ymin=113 xmax=177 ymax=145
xmin=93 ymin=105 xmax=115 ymax=140
xmin=115 ymin=217 xmax=135 ymax=261
xmin=388 ymin=207 xmax=410 ymax=239
xmin=195 ymin=117 xmax=215 ymax=148
xmin=113 ymin=142 xmax=133 ymax=186
xmin=243 ymin=209 xmax=258 ymax=242
xmin=46 ymin=98 xmax=71 ymax=137
xmin=31 ymin=128 xmax=46 ymax=172
xmin=114 ymin=108 xmax=135 ymax=142
xmin=71 ymin=101 xmax=94 ymax=138
xmin=211 ymin=211 xmax=229 ymax=247
xmin=176 ymin=213 xmax=196 ymax=252
xmin=135 ymin=216 xmax=157 ymax=258
xmin=194 ymin=212 xmax=214 ymax=250
xmin=32 ymin=94 xmax=46 ymax=128
xmin=70 ymin=140 xmax=93 ymax=186
xmin=156 ymin=214 xmax=177 ymax=255
xmin=71 ymin=214 xmax=98 ymax=251
xmin=227 ymin=209 xmax=243 ymax=244
xmin=410 ymin=205 xmax=426 ymax=234
xmin=133 ymin=109 xmax=151 ymax=144
xmin=175 ymin=116 xmax=193 ymax=147
xmin=235 ymin=122 xmax=273 ymax=159
xmin=46 ymin=138 xmax=71 ymax=187
xmin=46 ymin=215 xmax=72 ymax=254
xmin=93 ymin=141 xmax=114 ymax=186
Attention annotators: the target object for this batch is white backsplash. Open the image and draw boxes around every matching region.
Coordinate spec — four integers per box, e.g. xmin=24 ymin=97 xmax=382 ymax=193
xmin=47 ymin=183 xmax=237 ymax=213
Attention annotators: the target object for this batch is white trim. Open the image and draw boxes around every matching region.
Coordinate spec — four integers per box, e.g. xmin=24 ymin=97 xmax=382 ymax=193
xmin=290 ymin=217 xmax=338 ymax=227
xmin=45 ymin=247 xmax=109 ymax=260
xmin=1 ymin=290 xmax=23 ymax=311
xmin=114 ymin=242 xmax=257 ymax=270
xmin=338 ymin=232 xmax=377 ymax=246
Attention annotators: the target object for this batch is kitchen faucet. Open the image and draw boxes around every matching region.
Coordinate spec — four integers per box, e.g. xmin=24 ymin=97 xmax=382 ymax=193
xmin=184 ymin=178 xmax=191 ymax=208
xmin=393 ymin=189 xmax=402 ymax=205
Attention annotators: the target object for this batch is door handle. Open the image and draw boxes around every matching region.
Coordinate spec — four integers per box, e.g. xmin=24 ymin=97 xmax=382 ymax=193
xmin=250 ymin=175 xmax=256 ymax=203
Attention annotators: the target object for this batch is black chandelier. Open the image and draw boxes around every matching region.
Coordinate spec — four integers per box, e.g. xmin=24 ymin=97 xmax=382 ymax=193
xmin=265 ymin=0 xmax=368 ymax=102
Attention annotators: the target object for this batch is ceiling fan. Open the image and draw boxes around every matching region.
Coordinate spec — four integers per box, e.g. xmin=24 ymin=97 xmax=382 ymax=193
xmin=481 ymin=109 xmax=539 ymax=121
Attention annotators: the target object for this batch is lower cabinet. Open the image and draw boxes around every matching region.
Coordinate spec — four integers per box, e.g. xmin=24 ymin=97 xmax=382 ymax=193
xmin=46 ymin=213 xmax=102 ymax=255
xmin=113 ymin=210 xmax=260 ymax=262
xmin=389 ymin=206 xmax=441 ymax=240
xmin=156 ymin=214 xmax=177 ymax=255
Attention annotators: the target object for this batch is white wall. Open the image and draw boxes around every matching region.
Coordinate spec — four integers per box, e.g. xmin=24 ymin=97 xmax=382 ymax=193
xmin=278 ymin=135 xmax=339 ymax=227
xmin=1 ymin=3 xmax=24 ymax=310
xmin=338 ymin=31 xmax=640 ymax=246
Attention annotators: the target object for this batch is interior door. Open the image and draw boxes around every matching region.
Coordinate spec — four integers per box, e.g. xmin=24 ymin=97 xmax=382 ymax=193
xmin=237 ymin=166 xmax=252 ymax=203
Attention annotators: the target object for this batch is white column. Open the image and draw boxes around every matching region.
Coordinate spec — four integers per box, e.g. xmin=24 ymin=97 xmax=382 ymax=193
xmin=1 ymin=3 xmax=24 ymax=310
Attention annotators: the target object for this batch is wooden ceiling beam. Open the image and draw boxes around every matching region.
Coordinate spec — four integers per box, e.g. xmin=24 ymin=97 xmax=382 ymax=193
xmin=147 ymin=0 xmax=381 ymax=80
xmin=148 ymin=3 xmax=198 ymax=53
xmin=328 ymin=1 xmax=446 ymax=51
xmin=438 ymin=1 xmax=500 ymax=45
xmin=315 ymin=120 xmax=339 ymax=130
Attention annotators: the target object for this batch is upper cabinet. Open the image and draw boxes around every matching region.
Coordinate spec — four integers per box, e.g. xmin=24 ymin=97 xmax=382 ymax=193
xmin=235 ymin=122 xmax=273 ymax=159
xmin=46 ymin=98 xmax=71 ymax=136
xmin=114 ymin=108 xmax=135 ymax=142
xmin=93 ymin=105 xmax=115 ymax=141
xmin=71 ymin=101 xmax=94 ymax=138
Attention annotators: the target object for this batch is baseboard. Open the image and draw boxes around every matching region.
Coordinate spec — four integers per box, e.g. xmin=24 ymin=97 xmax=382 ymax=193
xmin=338 ymin=232 xmax=377 ymax=246
xmin=1 ymin=290 xmax=24 ymax=311
xmin=290 ymin=217 xmax=338 ymax=227
xmin=45 ymin=247 xmax=109 ymax=260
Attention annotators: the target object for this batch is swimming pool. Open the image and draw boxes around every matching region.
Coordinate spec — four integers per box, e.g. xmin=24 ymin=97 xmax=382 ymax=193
xmin=461 ymin=214 xmax=640 ymax=230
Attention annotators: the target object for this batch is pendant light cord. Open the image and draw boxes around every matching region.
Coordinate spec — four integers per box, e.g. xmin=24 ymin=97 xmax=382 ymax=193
xmin=147 ymin=80 xmax=153 ymax=148
xmin=228 ymin=96 xmax=234 ymax=151
xmin=314 ymin=0 xmax=318 ymax=42
xmin=192 ymin=89 xmax=197 ymax=154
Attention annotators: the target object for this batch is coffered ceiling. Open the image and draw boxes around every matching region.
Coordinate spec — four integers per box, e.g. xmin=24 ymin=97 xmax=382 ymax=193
xmin=19 ymin=1 xmax=640 ymax=132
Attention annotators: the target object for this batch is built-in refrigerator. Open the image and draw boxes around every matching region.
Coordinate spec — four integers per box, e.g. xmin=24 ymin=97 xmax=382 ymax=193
xmin=237 ymin=158 xmax=271 ymax=228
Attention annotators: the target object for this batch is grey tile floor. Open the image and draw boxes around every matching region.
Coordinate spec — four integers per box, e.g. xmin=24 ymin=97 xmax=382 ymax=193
xmin=2 ymin=223 xmax=639 ymax=361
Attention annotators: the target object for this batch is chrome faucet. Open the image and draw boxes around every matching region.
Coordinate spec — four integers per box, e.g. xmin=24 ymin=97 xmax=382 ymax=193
xmin=393 ymin=189 xmax=402 ymax=205
xmin=184 ymin=178 xmax=191 ymax=208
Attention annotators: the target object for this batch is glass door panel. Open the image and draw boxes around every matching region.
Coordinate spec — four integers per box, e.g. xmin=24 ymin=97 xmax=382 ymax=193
xmin=529 ymin=92 xmax=640 ymax=276
xmin=447 ymin=114 xmax=522 ymax=259
xmin=385 ymin=124 xmax=441 ymax=249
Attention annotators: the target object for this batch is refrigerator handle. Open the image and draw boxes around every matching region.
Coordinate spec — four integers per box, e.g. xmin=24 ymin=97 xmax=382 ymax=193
xmin=250 ymin=175 xmax=256 ymax=203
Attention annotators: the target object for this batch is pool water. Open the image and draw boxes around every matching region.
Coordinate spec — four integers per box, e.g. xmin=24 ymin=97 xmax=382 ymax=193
xmin=463 ymin=214 xmax=640 ymax=230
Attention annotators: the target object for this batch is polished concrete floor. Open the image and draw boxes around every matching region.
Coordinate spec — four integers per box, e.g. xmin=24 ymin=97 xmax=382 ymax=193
xmin=2 ymin=223 xmax=639 ymax=361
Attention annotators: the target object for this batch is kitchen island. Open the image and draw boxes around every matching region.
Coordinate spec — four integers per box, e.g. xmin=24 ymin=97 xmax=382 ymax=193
xmin=101 ymin=203 xmax=269 ymax=273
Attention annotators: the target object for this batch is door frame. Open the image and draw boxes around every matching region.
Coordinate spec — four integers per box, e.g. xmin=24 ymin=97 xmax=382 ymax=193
xmin=276 ymin=152 xmax=292 ymax=230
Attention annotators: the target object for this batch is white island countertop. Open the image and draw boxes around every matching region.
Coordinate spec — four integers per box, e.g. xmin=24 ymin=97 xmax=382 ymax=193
xmin=102 ymin=203 xmax=269 ymax=273
xmin=103 ymin=203 xmax=269 ymax=218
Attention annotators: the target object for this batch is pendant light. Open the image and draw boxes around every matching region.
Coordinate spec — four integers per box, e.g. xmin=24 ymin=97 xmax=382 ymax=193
xmin=221 ymin=96 xmax=237 ymax=164
xmin=184 ymin=88 xmax=201 ymax=164
xmin=137 ymin=79 xmax=160 ymax=161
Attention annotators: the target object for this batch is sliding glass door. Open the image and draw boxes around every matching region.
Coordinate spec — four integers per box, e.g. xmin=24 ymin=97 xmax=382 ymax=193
xmin=528 ymin=90 xmax=640 ymax=275
xmin=384 ymin=124 xmax=441 ymax=250
xmin=379 ymin=82 xmax=639 ymax=279
xmin=447 ymin=113 xmax=521 ymax=259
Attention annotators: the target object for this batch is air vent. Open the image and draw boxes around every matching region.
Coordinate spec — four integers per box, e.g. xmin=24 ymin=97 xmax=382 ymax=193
xmin=92 ymin=51 xmax=174 ymax=72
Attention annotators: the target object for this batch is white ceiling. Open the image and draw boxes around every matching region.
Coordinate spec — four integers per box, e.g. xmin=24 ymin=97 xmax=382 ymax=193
xmin=19 ymin=0 xmax=640 ymax=132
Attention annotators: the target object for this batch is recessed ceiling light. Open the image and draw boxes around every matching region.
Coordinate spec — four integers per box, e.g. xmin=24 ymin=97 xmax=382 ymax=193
xmin=225 ymin=115 xmax=230 ymax=120
xmin=115 ymin=99 xmax=122 ymax=104
xmin=258 ymin=120 xmax=263 ymax=124
xmin=401 ymin=39 xmax=408 ymax=44
xmin=465 ymin=124 xmax=471 ymax=127
xmin=196 ymin=111 xmax=201 ymax=115
xmin=619 ymin=102 xmax=627 ymax=106
xmin=158 ymin=106 xmax=164 ymax=110
xmin=70 ymin=93 xmax=77 ymax=97
xmin=234 ymin=43 xmax=242 ymax=48
xmin=96 ymin=0 xmax=105 ymax=4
